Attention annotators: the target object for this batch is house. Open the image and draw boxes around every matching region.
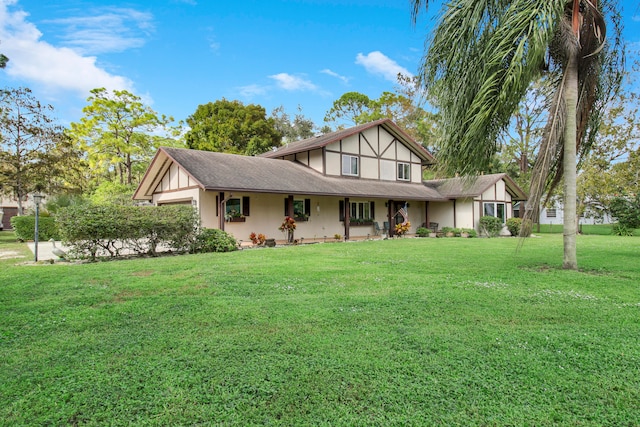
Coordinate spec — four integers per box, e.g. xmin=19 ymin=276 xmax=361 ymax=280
xmin=133 ymin=119 xmax=527 ymax=241
xmin=538 ymin=201 xmax=613 ymax=226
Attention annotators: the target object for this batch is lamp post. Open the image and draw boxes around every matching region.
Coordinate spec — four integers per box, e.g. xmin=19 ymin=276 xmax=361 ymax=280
xmin=33 ymin=193 xmax=43 ymax=262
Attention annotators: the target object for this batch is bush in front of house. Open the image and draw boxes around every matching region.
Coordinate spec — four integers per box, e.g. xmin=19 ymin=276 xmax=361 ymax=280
xmin=191 ymin=228 xmax=238 ymax=253
xmin=416 ymin=227 xmax=430 ymax=237
xmin=10 ymin=215 xmax=59 ymax=241
xmin=55 ymin=204 xmax=200 ymax=260
xmin=479 ymin=216 xmax=502 ymax=237
xmin=506 ymin=217 xmax=522 ymax=236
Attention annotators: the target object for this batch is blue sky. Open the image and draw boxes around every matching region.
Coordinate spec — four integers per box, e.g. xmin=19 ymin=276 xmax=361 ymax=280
xmin=1 ymin=0 xmax=638 ymax=130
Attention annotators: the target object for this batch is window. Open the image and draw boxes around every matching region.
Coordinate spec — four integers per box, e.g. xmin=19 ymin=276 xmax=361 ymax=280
xmin=292 ymin=199 xmax=311 ymax=220
xmin=483 ymin=202 xmax=506 ymax=223
xmin=342 ymin=155 xmax=359 ymax=176
xmin=340 ymin=201 xmax=375 ymax=222
xmin=225 ymin=197 xmax=250 ymax=219
xmin=225 ymin=198 xmax=241 ymax=219
xmin=397 ymin=162 xmax=410 ymax=181
xmin=546 ymin=208 xmax=557 ymax=218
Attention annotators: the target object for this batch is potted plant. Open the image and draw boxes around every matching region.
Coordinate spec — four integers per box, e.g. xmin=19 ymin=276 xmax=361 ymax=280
xmin=279 ymin=216 xmax=296 ymax=243
xmin=225 ymin=209 xmax=245 ymax=222
xmin=441 ymin=226 xmax=455 ymax=237
xmin=395 ymin=221 xmax=411 ymax=237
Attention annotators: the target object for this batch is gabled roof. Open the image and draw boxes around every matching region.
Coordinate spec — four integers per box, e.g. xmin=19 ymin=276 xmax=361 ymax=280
xmin=261 ymin=118 xmax=436 ymax=164
xmin=134 ymin=147 xmax=447 ymax=201
xmin=425 ymin=173 xmax=528 ymax=201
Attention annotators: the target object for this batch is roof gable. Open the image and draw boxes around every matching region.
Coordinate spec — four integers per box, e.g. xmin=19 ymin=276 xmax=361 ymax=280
xmin=261 ymin=119 xmax=435 ymax=164
xmin=425 ymin=173 xmax=527 ymax=200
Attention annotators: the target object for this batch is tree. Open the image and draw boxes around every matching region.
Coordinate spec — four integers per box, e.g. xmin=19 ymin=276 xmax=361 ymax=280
xmin=577 ymin=85 xmax=639 ymax=221
xmin=0 ymin=87 xmax=66 ymax=215
xmin=185 ymin=99 xmax=281 ymax=155
xmin=323 ymin=92 xmax=374 ymax=128
xmin=498 ymin=82 xmax=549 ymax=189
xmin=324 ymin=82 xmax=441 ymax=151
xmin=69 ymin=88 xmax=177 ymax=187
xmin=270 ymin=105 xmax=316 ymax=143
xmin=0 ymin=54 xmax=7 ymax=69
xmin=412 ymin=0 xmax=624 ymax=269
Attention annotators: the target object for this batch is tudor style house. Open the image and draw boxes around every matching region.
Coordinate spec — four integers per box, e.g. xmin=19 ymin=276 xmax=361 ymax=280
xmin=133 ymin=119 xmax=527 ymax=241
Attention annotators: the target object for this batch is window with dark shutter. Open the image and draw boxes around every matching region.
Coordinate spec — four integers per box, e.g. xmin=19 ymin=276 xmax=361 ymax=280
xmin=339 ymin=200 xmax=345 ymax=221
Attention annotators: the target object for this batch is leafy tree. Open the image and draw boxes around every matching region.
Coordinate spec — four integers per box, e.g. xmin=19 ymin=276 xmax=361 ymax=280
xmin=498 ymin=82 xmax=549 ymax=189
xmin=323 ymin=92 xmax=373 ymax=128
xmin=412 ymin=0 xmax=624 ymax=269
xmin=69 ymin=88 xmax=177 ymax=187
xmin=609 ymin=193 xmax=640 ymax=230
xmin=185 ymin=99 xmax=281 ymax=155
xmin=324 ymin=81 xmax=441 ymax=151
xmin=271 ymin=105 xmax=316 ymax=143
xmin=577 ymin=84 xmax=639 ymax=221
xmin=0 ymin=54 xmax=7 ymax=69
xmin=0 ymin=87 xmax=66 ymax=214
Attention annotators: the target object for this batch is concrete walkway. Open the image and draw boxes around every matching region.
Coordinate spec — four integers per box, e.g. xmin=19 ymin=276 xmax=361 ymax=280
xmin=26 ymin=240 xmax=71 ymax=262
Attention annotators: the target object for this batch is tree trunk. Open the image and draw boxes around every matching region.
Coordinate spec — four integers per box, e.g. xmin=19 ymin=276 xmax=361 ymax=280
xmin=562 ymin=52 xmax=579 ymax=270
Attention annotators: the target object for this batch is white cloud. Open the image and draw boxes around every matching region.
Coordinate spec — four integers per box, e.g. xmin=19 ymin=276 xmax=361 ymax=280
xmin=45 ymin=8 xmax=154 ymax=55
xmin=320 ymin=68 xmax=350 ymax=84
xmin=269 ymin=73 xmax=318 ymax=91
xmin=355 ymin=51 xmax=413 ymax=82
xmin=0 ymin=1 xmax=135 ymax=97
xmin=238 ymin=84 xmax=269 ymax=97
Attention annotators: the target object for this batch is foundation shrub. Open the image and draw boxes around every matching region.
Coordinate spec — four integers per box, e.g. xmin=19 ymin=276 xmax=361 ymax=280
xmin=192 ymin=228 xmax=238 ymax=253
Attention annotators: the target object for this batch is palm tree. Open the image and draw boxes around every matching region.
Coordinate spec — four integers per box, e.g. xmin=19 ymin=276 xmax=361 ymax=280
xmin=411 ymin=0 xmax=624 ymax=269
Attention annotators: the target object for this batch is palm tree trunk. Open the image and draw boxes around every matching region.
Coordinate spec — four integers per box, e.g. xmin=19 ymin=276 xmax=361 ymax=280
xmin=562 ymin=52 xmax=579 ymax=270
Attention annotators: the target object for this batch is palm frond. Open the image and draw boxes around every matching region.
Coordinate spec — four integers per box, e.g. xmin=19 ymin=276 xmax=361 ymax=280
xmin=420 ymin=0 xmax=567 ymax=177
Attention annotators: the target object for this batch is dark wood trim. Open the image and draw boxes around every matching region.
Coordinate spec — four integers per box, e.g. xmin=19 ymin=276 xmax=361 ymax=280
xmin=219 ymin=192 xmax=225 ymax=231
xmin=152 ymin=185 xmax=200 ymax=195
xmin=387 ymin=200 xmax=394 ymax=237
xmin=344 ymin=197 xmax=350 ymax=240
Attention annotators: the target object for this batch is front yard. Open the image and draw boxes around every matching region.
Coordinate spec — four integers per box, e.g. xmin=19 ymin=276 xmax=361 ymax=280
xmin=1 ymin=233 xmax=639 ymax=425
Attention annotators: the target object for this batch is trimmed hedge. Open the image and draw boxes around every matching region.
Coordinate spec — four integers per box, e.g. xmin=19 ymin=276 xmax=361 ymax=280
xmin=55 ymin=204 xmax=201 ymax=260
xmin=10 ymin=215 xmax=59 ymax=242
xmin=479 ymin=215 xmax=502 ymax=237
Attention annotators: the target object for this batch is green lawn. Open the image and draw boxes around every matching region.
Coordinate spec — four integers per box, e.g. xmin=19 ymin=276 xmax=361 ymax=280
xmin=1 ymin=233 xmax=639 ymax=426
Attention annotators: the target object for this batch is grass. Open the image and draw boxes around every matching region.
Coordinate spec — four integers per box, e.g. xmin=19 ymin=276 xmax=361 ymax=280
xmin=534 ymin=222 xmax=640 ymax=235
xmin=1 ymin=232 xmax=639 ymax=426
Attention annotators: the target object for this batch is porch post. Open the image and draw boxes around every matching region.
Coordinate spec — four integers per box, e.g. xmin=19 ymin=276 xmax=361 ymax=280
xmin=219 ymin=192 xmax=225 ymax=231
xmin=425 ymin=201 xmax=429 ymax=228
xmin=344 ymin=197 xmax=350 ymax=240
xmin=387 ymin=200 xmax=394 ymax=237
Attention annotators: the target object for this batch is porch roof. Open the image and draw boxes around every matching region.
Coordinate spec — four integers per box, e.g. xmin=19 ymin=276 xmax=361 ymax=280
xmin=134 ymin=147 xmax=447 ymax=201
xmin=425 ymin=173 xmax=528 ymax=201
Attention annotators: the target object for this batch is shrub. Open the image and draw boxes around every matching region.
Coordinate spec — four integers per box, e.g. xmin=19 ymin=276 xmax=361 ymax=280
xmin=612 ymin=223 xmax=634 ymax=236
xmin=416 ymin=227 xmax=430 ymax=237
xmin=10 ymin=215 xmax=59 ymax=241
xmin=461 ymin=228 xmax=477 ymax=238
xmin=506 ymin=217 xmax=522 ymax=236
xmin=479 ymin=216 xmax=502 ymax=237
xmin=610 ymin=194 xmax=640 ymax=230
xmin=55 ymin=204 xmax=200 ymax=260
xmin=192 ymin=228 xmax=238 ymax=253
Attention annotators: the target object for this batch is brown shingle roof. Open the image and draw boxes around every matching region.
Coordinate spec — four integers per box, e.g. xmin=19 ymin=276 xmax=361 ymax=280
xmin=425 ymin=173 xmax=527 ymax=200
xmin=137 ymin=147 xmax=446 ymax=201
xmin=261 ymin=118 xmax=435 ymax=163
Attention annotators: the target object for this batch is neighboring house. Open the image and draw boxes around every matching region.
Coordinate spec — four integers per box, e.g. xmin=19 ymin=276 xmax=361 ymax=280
xmin=133 ymin=119 xmax=527 ymax=241
xmin=0 ymin=196 xmax=28 ymax=230
xmin=539 ymin=202 xmax=613 ymax=226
